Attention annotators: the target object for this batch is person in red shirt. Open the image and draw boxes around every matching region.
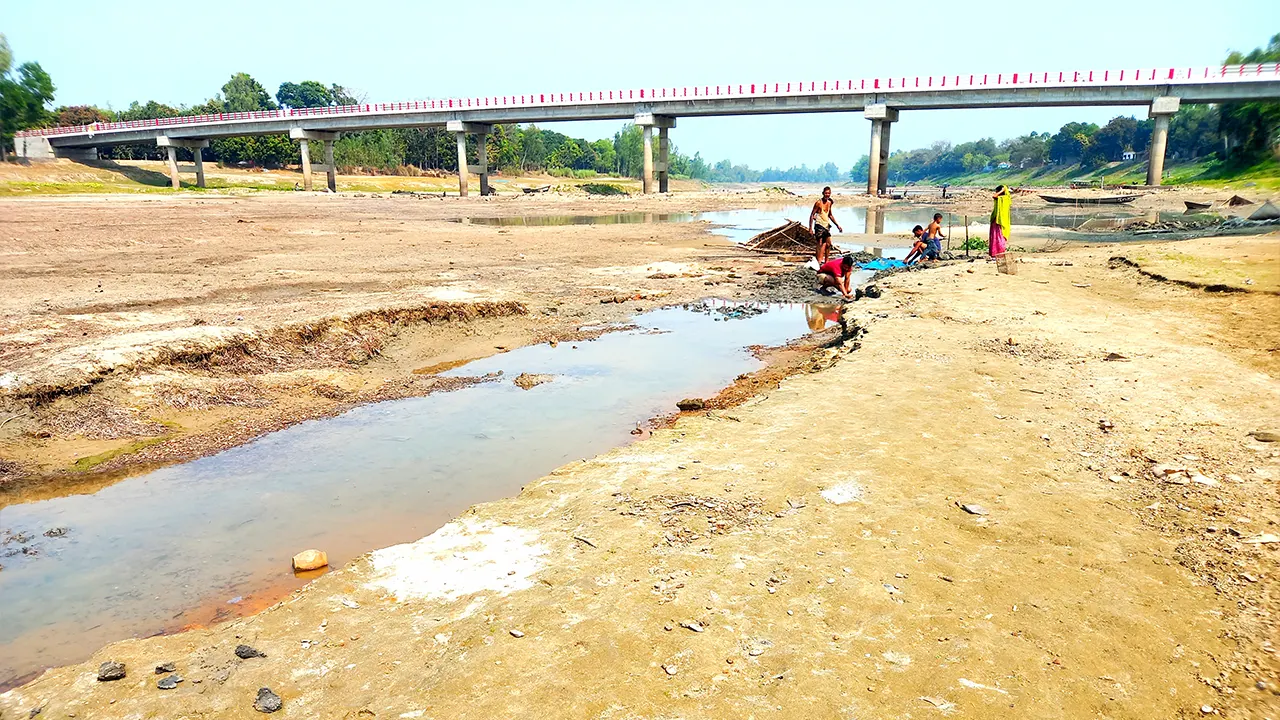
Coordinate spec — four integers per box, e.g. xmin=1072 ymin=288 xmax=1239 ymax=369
xmin=816 ymin=255 xmax=855 ymax=300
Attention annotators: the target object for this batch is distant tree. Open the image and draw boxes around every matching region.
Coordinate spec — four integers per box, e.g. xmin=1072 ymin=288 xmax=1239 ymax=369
xmin=1166 ymin=104 xmax=1220 ymax=160
xmin=55 ymin=104 xmax=114 ymax=127
xmin=520 ymin=124 xmax=547 ymax=170
xmin=590 ymin=138 xmax=616 ymax=174
xmin=276 ymin=81 xmax=333 ymax=109
xmin=612 ymin=123 xmax=642 ymax=177
xmin=1049 ymin=122 xmax=1098 ymax=164
xmin=547 ymin=138 xmax=583 ymax=169
xmin=330 ymin=85 xmax=363 ymax=106
xmin=220 ymin=73 xmax=276 ymax=112
xmin=1220 ymin=33 xmax=1280 ymax=158
xmin=0 ymin=34 xmax=56 ymax=153
xmin=1093 ymin=116 xmax=1139 ymax=162
xmin=848 ymin=155 xmax=869 ymax=182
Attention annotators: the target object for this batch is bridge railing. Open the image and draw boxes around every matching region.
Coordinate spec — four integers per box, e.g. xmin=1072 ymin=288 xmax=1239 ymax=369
xmin=17 ymin=64 xmax=1280 ymax=140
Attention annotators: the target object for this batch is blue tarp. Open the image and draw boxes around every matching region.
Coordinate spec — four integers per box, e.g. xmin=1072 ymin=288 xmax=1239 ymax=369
xmin=857 ymin=258 xmax=907 ymax=271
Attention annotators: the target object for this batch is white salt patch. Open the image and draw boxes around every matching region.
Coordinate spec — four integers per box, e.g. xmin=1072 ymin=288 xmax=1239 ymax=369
xmin=400 ymin=712 xmax=426 ymax=718
xmin=959 ymin=678 xmax=1009 ymax=694
xmin=423 ymin=287 xmax=479 ymax=301
xmin=364 ymin=518 xmax=548 ymax=603
xmin=882 ymin=651 xmax=912 ymax=666
xmin=821 ymin=481 xmax=864 ymax=505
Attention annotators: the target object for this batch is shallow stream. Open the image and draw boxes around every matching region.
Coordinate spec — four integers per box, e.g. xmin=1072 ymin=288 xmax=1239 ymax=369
xmin=0 ymin=301 xmax=839 ymax=688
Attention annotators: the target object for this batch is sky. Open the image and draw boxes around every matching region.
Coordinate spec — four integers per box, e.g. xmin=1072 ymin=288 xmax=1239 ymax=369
xmin=3 ymin=0 xmax=1278 ymax=170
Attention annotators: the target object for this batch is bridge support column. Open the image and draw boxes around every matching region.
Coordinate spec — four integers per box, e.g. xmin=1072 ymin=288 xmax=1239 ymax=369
xmin=658 ymin=127 xmax=670 ymax=193
xmin=446 ymin=121 xmax=492 ymax=197
xmin=1146 ymin=96 xmax=1180 ymax=187
xmin=156 ymin=136 xmax=210 ymax=189
xmin=635 ymin=114 xmax=676 ymax=195
xmin=865 ymin=105 xmax=898 ymax=196
xmin=290 ymin=129 xmax=340 ymax=191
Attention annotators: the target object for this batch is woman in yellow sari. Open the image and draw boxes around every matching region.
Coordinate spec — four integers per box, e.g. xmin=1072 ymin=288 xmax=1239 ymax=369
xmin=989 ymin=185 xmax=1011 ymax=258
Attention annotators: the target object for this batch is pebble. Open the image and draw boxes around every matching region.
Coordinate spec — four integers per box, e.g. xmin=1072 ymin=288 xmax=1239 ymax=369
xmin=1249 ymin=430 xmax=1279 ymax=443
xmin=254 ymin=687 xmax=282 ymax=713
xmin=1200 ymin=705 xmax=1213 ymax=714
xmin=676 ymin=398 xmax=705 ymax=411
xmin=156 ymin=674 xmax=182 ymax=690
xmin=235 ymin=644 xmax=266 ymax=659
xmin=42 ymin=527 xmax=68 ymax=538
xmin=509 ymin=629 xmax=525 ymax=638
xmin=97 ymin=661 xmax=126 ymax=682
xmin=292 ymin=549 xmax=328 ymax=572
xmin=662 ymin=664 xmax=678 ymax=676
xmin=155 ymin=662 xmax=176 ymax=674
xmin=679 ymin=622 xmax=704 ymax=633
xmin=958 ymin=503 xmax=989 ymax=516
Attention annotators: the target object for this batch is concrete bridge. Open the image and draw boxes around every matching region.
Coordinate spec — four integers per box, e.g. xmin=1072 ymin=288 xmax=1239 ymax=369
xmin=16 ymin=64 xmax=1280 ymax=194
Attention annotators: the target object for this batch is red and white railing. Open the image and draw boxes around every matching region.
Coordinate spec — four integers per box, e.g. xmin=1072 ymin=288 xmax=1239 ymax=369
xmin=17 ymin=64 xmax=1280 ymax=139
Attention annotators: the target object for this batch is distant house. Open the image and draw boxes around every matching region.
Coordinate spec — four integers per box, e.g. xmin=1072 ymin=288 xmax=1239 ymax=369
xmin=1121 ymin=150 xmax=1136 ymax=161
xmin=996 ymin=162 xmax=1011 ymax=170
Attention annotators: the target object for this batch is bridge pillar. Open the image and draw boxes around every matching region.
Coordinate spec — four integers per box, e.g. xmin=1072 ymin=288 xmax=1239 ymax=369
xmin=865 ymin=105 xmax=898 ymax=196
xmin=635 ymin=114 xmax=676 ymax=195
xmin=156 ymin=136 xmax=210 ymax=189
xmin=290 ymin=129 xmax=340 ymax=191
xmin=1146 ymin=97 xmax=1180 ymax=187
xmin=446 ymin=121 xmax=492 ymax=197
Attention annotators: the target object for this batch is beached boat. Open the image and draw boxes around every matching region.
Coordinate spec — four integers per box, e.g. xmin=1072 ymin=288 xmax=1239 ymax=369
xmin=1039 ymin=194 xmax=1141 ymax=205
xmin=1184 ymin=200 xmax=1213 ymax=211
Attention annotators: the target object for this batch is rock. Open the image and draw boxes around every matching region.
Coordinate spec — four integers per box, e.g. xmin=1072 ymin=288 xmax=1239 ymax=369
xmin=155 ymin=662 xmax=176 ymax=674
xmin=156 ymin=674 xmax=182 ymax=690
xmin=235 ymin=644 xmax=267 ymax=659
xmin=1249 ymin=430 xmax=1280 ymax=443
xmin=676 ymin=398 xmax=705 ymax=411
xmin=957 ymin=503 xmax=989 ymax=516
xmin=42 ymin=527 xmax=67 ymax=538
xmin=662 ymin=664 xmax=678 ymax=675
xmin=863 ymin=285 xmax=883 ymax=299
xmin=1242 ymin=533 xmax=1280 ymax=544
xmin=513 ymin=373 xmax=554 ymax=390
xmin=509 ymin=629 xmax=525 ymax=638
xmin=254 ymin=687 xmax=282 ymax=713
xmin=291 ymin=549 xmax=328 ymax=572
xmin=97 ymin=661 xmax=126 ymax=682
xmin=679 ymin=621 xmax=704 ymax=633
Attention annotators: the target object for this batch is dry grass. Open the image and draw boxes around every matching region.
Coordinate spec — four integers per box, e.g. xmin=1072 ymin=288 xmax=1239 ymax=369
xmin=40 ymin=398 xmax=167 ymax=440
xmin=152 ymin=379 xmax=271 ymax=411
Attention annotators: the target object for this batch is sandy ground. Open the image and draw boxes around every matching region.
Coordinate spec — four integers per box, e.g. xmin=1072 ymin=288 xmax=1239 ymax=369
xmin=1 ymin=218 xmax=1277 ymax=718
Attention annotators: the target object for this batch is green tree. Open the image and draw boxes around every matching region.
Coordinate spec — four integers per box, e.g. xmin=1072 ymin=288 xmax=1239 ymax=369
xmin=55 ymin=105 xmax=114 ymax=126
xmin=220 ymin=72 xmax=276 ymax=112
xmin=0 ymin=34 xmax=56 ymax=154
xmin=1093 ymin=116 xmax=1139 ymax=162
xmin=1049 ymin=122 xmax=1098 ymax=164
xmin=519 ymin=124 xmax=546 ymax=170
xmin=276 ymin=81 xmax=333 ymax=109
xmin=1219 ymin=33 xmax=1280 ymax=159
xmin=612 ymin=123 xmax=643 ymax=177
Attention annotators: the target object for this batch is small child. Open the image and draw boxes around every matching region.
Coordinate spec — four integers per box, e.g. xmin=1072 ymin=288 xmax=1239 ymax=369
xmin=904 ymin=225 xmax=928 ymax=264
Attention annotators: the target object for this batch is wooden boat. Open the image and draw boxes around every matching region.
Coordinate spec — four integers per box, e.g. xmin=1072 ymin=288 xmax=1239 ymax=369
xmin=1039 ymin=194 xmax=1141 ymax=205
xmin=744 ymin=220 xmax=819 ymax=254
xmin=1184 ymin=200 xmax=1213 ymax=211
xmin=522 ymin=185 xmax=552 ymax=194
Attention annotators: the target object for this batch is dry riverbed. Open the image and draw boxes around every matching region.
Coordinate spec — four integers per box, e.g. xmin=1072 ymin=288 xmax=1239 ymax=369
xmin=1 ymin=196 xmax=1276 ymax=717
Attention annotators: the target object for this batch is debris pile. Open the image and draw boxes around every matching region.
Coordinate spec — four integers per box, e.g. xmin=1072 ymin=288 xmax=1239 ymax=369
xmin=743 ymin=221 xmax=818 ymax=254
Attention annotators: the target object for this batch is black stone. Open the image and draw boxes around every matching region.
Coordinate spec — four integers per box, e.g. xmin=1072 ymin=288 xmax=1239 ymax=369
xmin=97 ymin=661 xmax=126 ymax=682
xmin=155 ymin=662 xmax=176 ymax=674
xmin=254 ymin=687 xmax=282 ymax=713
xmin=235 ymin=644 xmax=266 ymax=659
xmin=156 ymin=674 xmax=181 ymax=690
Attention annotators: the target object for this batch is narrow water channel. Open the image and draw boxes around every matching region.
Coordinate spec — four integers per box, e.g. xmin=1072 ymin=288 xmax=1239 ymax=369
xmin=0 ymin=301 xmax=838 ymax=689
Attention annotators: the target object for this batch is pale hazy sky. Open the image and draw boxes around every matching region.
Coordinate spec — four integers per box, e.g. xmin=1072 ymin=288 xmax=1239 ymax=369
xmin=4 ymin=1 xmax=1277 ymax=169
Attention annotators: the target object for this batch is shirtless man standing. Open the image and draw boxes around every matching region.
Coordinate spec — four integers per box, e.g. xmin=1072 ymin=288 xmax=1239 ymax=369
xmin=809 ymin=186 xmax=843 ymax=263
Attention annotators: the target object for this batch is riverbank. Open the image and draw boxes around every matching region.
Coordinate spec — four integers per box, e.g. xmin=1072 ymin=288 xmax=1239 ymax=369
xmin=2 ymin=228 xmax=1276 ymax=718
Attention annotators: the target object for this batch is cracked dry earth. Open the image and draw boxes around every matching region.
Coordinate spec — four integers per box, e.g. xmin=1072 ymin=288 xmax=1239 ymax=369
xmin=3 ymin=232 xmax=1278 ymax=718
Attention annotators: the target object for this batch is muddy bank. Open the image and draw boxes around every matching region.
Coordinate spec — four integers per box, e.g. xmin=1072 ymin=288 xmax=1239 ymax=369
xmin=4 ymin=232 xmax=1276 ymax=718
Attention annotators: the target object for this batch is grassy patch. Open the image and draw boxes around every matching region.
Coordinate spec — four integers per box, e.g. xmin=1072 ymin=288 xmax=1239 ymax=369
xmin=71 ymin=436 xmax=168 ymax=472
xmin=580 ymin=183 xmax=629 ymax=196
